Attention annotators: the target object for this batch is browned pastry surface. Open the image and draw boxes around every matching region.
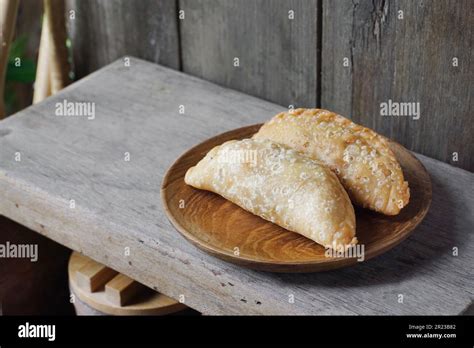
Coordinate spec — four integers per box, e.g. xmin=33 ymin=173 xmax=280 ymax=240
xmin=254 ymin=108 xmax=410 ymax=215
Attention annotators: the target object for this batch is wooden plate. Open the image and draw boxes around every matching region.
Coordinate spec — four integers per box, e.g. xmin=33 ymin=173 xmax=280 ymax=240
xmin=161 ymin=124 xmax=432 ymax=272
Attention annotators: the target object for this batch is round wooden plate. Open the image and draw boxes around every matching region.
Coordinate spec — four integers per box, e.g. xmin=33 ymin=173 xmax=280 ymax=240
xmin=161 ymin=124 xmax=432 ymax=272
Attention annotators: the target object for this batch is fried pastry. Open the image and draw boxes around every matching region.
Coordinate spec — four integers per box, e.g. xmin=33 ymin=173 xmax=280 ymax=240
xmin=253 ymin=108 xmax=410 ymax=215
xmin=185 ymin=138 xmax=357 ymax=249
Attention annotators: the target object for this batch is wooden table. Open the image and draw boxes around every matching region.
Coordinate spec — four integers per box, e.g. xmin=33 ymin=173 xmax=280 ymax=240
xmin=0 ymin=58 xmax=472 ymax=315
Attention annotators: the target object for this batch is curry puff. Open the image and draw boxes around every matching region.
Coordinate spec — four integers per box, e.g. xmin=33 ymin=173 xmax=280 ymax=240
xmin=254 ymin=108 xmax=410 ymax=215
xmin=185 ymin=138 xmax=357 ymax=249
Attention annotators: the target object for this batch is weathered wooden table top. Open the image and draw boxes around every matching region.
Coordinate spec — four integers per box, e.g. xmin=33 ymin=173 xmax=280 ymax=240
xmin=0 ymin=58 xmax=472 ymax=315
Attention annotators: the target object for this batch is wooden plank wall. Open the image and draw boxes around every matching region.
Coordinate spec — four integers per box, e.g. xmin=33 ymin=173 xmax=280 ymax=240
xmin=179 ymin=0 xmax=319 ymax=108
xmin=67 ymin=0 xmax=180 ymax=79
xmin=321 ymin=0 xmax=473 ymax=171
xmin=66 ymin=0 xmax=473 ymax=171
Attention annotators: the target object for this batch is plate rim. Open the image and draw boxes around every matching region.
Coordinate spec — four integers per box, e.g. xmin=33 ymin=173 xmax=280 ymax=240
xmin=161 ymin=124 xmax=433 ymax=272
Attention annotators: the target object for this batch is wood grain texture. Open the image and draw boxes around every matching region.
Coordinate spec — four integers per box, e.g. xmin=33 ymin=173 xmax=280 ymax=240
xmin=162 ymin=124 xmax=432 ymax=272
xmin=69 ymin=252 xmax=186 ymax=315
xmin=105 ymin=273 xmax=145 ymax=307
xmin=180 ymin=0 xmax=319 ymax=108
xmin=0 ymin=58 xmax=472 ymax=314
xmin=67 ymin=0 xmax=180 ymax=78
xmin=76 ymin=259 xmax=118 ymax=292
xmin=66 ymin=0 xmax=472 ymax=171
xmin=321 ymin=0 xmax=474 ymax=171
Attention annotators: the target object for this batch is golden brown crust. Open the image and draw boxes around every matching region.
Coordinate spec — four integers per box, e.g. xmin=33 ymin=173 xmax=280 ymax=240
xmin=185 ymin=138 xmax=357 ymax=249
xmin=253 ymin=108 xmax=410 ymax=215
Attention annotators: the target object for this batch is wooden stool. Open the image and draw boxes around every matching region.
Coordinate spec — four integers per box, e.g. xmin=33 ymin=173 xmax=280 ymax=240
xmin=68 ymin=252 xmax=186 ymax=315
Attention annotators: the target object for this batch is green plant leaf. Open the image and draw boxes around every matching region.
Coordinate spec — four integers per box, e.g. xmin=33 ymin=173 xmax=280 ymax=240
xmin=8 ymin=35 xmax=28 ymax=60
xmin=6 ymin=58 xmax=36 ymax=83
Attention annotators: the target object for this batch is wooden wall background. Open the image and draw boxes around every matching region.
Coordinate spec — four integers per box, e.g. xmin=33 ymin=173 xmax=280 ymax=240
xmin=67 ymin=0 xmax=473 ymax=171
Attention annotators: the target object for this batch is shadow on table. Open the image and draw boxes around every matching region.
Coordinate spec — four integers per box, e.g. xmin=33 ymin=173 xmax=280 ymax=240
xmin=274 ymin=173 xmax=461 ymax=288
